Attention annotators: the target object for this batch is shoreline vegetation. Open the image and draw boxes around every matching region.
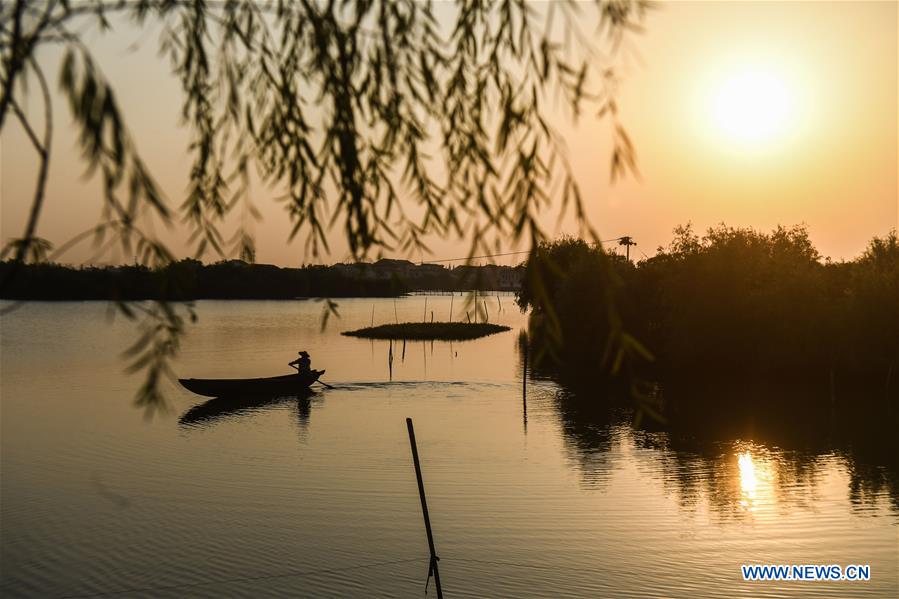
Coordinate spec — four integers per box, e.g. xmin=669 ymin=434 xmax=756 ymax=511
xmin=517 ymin=225 xmax=898 ymax=426
xmin=0 ymin=259 xmax=523 ymax=301
xmin=342 ymin=322 xmax=511 ymax=341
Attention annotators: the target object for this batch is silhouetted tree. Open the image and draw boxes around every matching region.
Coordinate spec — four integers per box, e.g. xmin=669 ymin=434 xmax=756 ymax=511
xmin=518 ymin=227 xmax=899 ymax=418
xmin=1 ymin=0 xmax=650 ymax=413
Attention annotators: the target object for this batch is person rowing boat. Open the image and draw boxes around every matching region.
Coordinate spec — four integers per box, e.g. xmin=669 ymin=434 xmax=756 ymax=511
xmin=288 ymin=351 xmax=312 ymax=374
xmin=179 ymin=351 xmax=331 ymax=397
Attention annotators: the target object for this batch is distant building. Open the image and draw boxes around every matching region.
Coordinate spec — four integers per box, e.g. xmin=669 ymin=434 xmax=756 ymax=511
xmin=332 ymin=262 xmax=371 ymax=277
xmin=415 ymin=263 xmax=447 ymax=277
xmin=451 ymin=264 xmax=523 ymax=291
xmin=498 ymin=265 xmax=524 ymax=291
xmin=330 ymin=259 xmax=518 ymax=291
xmin=372 ymin=259 xmax=416 ymax=279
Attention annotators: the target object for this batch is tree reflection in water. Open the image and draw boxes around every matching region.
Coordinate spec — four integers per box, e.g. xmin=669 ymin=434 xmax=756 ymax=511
xmin=547 ymin=384 xmax=899 ymax=517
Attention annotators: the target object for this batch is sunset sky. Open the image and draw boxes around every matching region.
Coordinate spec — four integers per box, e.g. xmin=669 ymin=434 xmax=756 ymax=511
xmin=2 ymin=0 xmax=896 ymax=266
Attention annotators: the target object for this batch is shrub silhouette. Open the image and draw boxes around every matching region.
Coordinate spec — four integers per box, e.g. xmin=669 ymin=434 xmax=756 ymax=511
xmin=518 ymin=226 xmax=898 ymax=413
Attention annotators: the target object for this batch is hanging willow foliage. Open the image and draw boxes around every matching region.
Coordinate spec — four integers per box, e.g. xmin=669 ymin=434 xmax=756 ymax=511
xmin=1 ymin=0 xmax=651 ymax=415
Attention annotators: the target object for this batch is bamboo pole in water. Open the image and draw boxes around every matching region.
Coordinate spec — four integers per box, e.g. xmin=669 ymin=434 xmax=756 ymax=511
xmin=523 ymin=339 xmax=528 ymax=427
xmin=406 ymin=418 xmax=443 ymax=599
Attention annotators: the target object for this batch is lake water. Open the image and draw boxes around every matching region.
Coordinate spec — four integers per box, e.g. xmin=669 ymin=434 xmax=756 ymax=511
xmin=1 ymin=298 xmax=896 ymax=597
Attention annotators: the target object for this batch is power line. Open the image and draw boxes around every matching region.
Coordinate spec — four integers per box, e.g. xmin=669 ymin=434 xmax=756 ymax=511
xmin=422 ymin=250 xmax=530 ymax=264
xmin=421 ymin=237 xmax=630 ymax=265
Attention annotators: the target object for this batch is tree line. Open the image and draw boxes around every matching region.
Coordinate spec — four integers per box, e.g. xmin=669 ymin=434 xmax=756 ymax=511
xmin=517 ymin=225 xmax=898 ymax=420
xmin=0 ymin=259 xmax=523 ymax=300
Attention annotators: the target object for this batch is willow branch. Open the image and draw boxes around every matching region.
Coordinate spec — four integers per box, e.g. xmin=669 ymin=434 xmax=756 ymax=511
xmin=9 ymin=97 xmax=42 ymax=153
xmin=0 ymin=0 xmax=27 ymax=129
xmin=0 ymin=56 xmax=52 ymax=292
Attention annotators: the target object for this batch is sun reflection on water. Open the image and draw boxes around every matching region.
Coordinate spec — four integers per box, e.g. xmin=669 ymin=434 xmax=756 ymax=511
xmin=736 ymin=446 xmax=774 ymax=512
xmin=738 ymin=452 xmax=757 ymax=498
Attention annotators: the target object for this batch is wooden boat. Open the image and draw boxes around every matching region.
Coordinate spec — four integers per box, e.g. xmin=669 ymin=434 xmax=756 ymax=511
xmin=178 ymin=369 xmax=325 ymax=398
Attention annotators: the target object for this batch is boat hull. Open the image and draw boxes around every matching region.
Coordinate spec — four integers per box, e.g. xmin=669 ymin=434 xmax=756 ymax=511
xmin=178 ymin=370 xmax=325 ymax=398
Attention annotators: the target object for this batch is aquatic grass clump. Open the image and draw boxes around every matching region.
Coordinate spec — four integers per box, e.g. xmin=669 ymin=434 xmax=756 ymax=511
xmin=342 ymin=322 xmax=511 ymax=341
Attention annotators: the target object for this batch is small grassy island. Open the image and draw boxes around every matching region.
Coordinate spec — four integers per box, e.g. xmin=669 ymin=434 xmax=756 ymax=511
xmin=342 ymin=322 xmax=511 ymax=341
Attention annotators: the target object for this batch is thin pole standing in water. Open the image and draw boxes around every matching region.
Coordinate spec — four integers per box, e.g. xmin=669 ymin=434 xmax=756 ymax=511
xmin=449 ymin=294 xmax=454 ymax=322
xmin=406 ymin=418 xmax=443 ymax=599
xmin=522 ymin=338 xmax=528 ymax=428
xmin=423 ymin=296 xmax=428 ymax=321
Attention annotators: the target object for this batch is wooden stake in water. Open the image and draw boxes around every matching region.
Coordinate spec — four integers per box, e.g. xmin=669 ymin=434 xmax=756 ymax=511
xmin=449 ymin=294 xmax=454 ymax=322
xmin=406 ymin=418 xmax=443 ymax=599
xmin=522 ymin=340 xmax=528 ymax=428
xmin=423 ymin=296 xmax=428 ymax=322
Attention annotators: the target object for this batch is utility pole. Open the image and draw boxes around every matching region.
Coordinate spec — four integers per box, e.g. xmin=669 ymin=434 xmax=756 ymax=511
xmin=618 ymin=236 xmax=636 ymax=262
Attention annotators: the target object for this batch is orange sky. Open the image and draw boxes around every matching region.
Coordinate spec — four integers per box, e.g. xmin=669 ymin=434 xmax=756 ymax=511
xmin=2 ymin=1 xmax=896 ymax=266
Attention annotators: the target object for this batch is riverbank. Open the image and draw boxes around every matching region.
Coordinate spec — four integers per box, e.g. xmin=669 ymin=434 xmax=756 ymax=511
xmin=0 ymin=259 xmax=523 ymax=300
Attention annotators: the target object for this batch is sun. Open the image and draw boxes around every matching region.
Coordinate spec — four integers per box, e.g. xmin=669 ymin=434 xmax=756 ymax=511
xmin=710 ymin=68 xmax=796 ymax=147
